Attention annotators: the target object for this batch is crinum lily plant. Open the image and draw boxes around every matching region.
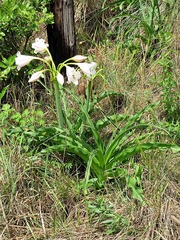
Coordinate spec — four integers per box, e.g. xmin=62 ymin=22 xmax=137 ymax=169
xmin=15 ymin=38 xmax=180 ymax=197
xmin=15 ymin=38 xmax=97 ymax=128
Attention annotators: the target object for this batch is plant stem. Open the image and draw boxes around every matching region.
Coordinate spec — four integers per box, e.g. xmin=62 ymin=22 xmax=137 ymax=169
xmin=53 ymin=80 xmax=64 ymax=128
xmin=85 ymin=80 xmax=92 ymax=112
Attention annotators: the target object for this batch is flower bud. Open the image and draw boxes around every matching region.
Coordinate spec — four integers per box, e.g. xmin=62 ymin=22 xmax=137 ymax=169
xmin=28 ymin=71 xmax=44 ymax=83
xmin=71 ymin=55 xmax=87 ymax=63
xmin=57 ymin=73 xmax=64 ymax=85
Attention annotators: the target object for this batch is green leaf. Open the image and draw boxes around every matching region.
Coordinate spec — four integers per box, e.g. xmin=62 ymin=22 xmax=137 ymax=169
xmin=8 ymin=55 xmax=16 ymax=66
xmin=0 ymin=85 xmax=9 ymax=100
xmin=127 ymin=176 xmax=144 ymax=203
xmin=104 ymin=123 xmax=148 ymax=165
xmin=95 ymin=113 xmax=129 ymax=130
xmin=113 ymin=142 xmax=179 ymax=164
xmin=101 ymin=219 xmax=113 ymax=224
xmin=0 ymin=62 xmax=7 ymax=68
xmin=84 ymin=150 xmax=97 ymax=195
xmin=1 ymin=56 xmax=8 ymax=65
xmin=170 ymin=145 xmax=180 ymax=153
xmin=2 ymin=103 xmax=11 ymax=111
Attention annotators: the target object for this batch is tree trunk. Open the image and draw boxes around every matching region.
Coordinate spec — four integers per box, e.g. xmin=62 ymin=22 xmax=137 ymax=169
xmin=47 ymin=0 xmax=76 ymax=67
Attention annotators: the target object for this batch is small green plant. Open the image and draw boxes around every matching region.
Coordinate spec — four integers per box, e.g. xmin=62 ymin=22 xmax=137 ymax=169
xmin=0 ymin=103 xmax=45 ymax=151
xmin=159 ymin=121 xmax=180 ymax=144
xmin=0 ymin=104 xmax=45 ymax=128
xmin=87 ymin=197 xmax=129 ymax=234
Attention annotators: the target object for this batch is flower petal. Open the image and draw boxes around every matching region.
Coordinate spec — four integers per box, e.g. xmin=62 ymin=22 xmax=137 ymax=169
xmin=57 ymin=72 xmax=64 ymax=85
xmin=77 ymin=62 xmax=97 ymax=79
xmin=15 ymin=51 xmax=38 ymax=71
xmin=32 ymin=38 xmax=49 ymax=54
xmin=66 ymin=66 xmax=81 ymax=85
xmin=28 ymin=71 xmax=44 ymax=83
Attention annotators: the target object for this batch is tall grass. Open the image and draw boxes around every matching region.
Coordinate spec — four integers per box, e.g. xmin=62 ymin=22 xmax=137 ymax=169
xmin=0 ymin=139 xmax=80 ymax=239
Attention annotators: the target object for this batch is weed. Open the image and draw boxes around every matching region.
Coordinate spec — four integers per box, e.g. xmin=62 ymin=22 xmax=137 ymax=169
xmin=86 ymin=197 xmax=129 ymax=235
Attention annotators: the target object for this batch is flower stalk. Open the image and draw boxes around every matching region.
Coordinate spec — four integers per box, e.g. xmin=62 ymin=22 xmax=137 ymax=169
xmin=85 ymin=79 xmax=92 ymax=112
xmin=53 ymin=80 xmax=64 ymax=128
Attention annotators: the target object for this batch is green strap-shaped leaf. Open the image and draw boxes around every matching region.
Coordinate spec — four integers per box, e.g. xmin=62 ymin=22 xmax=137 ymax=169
xmin=40 ymin=127 xmax=102 ymax=177
xmin=104 ymin=123 xmax=149 ymax=164
xmin=107 ymin=142 xmax=180 ymax=169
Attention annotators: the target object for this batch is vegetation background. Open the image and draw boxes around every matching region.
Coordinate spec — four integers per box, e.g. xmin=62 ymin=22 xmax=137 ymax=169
xmin=0 ymin=0 xmax=179 ymax=239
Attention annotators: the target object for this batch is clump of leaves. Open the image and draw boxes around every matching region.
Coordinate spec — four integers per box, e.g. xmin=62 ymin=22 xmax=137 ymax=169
xmin=0 ymin=103 xmax=45 ymax=151
xmin=24 ymin=95 xmax=180 ymax=202
xmin=0 ymin=0 xmax=53 ymax=56
xmin=87 ymin=197 xmax=129 ymax=235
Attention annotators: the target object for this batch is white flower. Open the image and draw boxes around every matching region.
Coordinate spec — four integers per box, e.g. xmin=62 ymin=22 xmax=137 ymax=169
xmin=57 ymin=72 xmax=64 ymax=85
xmin=32 ymin=38 xmax=49 ymax=54
xmin=15 ymin=51 xmax=38 ymax=71
xmin=28 ymin=70 xmax=44 ymax=83
xmin=71 ymin=55 xmax=87 ymax=63
xmin=77 ymin=62 xmax=97 ymax=79
xmin=66 ymin=66 xmax=81 ymax=85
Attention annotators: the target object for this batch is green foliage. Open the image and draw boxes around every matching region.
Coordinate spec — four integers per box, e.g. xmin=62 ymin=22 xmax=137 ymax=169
xmin=10 ymin=4 xmax=179 ymax=202
xmin=0 ymin=55 xmax=16 ymax=81
xmin=0 ymin=104 xmax=45 ymax=128
xmin=0 ymin=103 xmax=45 ymax=150
xmin=24 ymin=95 xmax=179 ymax=202
xmin=0 ymin=0 xmax=53 ymax=56
xmin=87 ymin=197 xmax=129 ymax=235
xmin=108 ymin=0 xmax=176 ymax=58
xmin=0 ymin=0 xmax=53 ymax=99
xmin=159 ymin=121 xmax=180 ymax=144
xmin=82 ymin=0 xmax=177 ymax=63
xmin=0 ymin=1 xmax=179 ymax=239
xmin=157 ymin=55 xmax=180 ymax=122
xmin=0 ymin=85 xmax=9 ymax=104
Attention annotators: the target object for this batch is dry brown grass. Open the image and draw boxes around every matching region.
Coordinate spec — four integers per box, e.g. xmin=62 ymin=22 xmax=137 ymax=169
xmin=0 ymin=145 xmax=179 ymax=240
